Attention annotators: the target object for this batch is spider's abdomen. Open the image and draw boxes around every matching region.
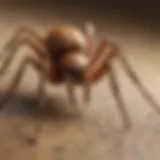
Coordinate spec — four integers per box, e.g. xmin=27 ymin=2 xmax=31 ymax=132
xmin=45 ymin=25 xmax=87 ymax=61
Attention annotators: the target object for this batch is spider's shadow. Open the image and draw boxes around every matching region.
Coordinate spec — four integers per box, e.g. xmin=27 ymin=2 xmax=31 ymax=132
xmin=0 ymin=92 xmax=77 ymax=120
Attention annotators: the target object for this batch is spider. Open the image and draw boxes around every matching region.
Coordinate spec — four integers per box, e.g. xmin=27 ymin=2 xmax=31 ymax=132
xmin=0 ymin=22 xmax=159 ymax=134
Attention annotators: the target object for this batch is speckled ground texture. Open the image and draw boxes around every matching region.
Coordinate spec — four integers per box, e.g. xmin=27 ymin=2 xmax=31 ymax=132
xmin=0 ymin=8 xmax=160 ymax=160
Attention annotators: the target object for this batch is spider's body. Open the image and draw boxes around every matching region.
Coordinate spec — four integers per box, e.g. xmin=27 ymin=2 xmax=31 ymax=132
xmin=0 ymin=22 xmax=160 ymax=144
xmin=45 ymin=25 xmax=88 ymax=84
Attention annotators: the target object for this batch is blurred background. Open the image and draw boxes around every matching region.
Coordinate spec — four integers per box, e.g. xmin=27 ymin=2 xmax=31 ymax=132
xmin=0 ymin=0 xmax=160 ymax=34
xmin=0 ymin=0 xmax=159 ymax=160
xmin=0 ymin=0 xmax=160 ymax=26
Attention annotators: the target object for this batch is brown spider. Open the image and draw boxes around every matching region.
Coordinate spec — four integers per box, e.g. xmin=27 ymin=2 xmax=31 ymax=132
xmin=0 ymin=22 xmax=159 ymax=133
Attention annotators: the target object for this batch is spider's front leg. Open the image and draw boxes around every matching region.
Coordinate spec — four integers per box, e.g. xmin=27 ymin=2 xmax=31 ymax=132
xmin=0 ymin=26 xmax=47 ymax=76
xmin=86 ymin=39 xmax=132 ymax=130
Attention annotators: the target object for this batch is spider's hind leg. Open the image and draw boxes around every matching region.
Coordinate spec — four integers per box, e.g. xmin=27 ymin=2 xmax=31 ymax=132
xmin=0 ymin=26 xmax=46 ymax=77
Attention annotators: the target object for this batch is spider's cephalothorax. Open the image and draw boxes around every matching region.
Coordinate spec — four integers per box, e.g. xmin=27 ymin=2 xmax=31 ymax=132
xmin=45 ymin=25 xmax=89 ymax=84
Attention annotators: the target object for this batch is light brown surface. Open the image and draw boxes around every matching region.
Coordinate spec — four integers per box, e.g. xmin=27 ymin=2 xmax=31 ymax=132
xmin=0 ymin=10 xmax=160 ymax=160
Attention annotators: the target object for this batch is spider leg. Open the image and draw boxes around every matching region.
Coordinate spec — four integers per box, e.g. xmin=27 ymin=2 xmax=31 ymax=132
xmin=83 ymin=81 xmax=91 ymax=106
xmin=29 ymin=59 xmax=48 ymax=145
xmin=0 ymin=56 xmax=47 ymax=109
xmin=65 ymin=80 xmax=91 ymax=112
xmin=86 ymin=39 xmax=131 ymax=130
xmin=0 ymin=56 xmax=48 ymax=144
xmin=108 ymin=63 xmax=131 ymax=130
xmin=83 ymin=22 xmax=95 ymax=56
xmin=117 ymin=51 xmax=160 ymax=114
xmin=0 ymin=26 xmax=46 ymax=76
xmin=86 ymin=39 xmax=113 ymax=83
xmin=65 ymin=76 xmax=79 ymax=110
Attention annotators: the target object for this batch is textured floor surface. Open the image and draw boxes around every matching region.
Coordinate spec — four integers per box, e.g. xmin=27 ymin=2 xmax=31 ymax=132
xmin=0 ymin=10 xmax=160 ymax=160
